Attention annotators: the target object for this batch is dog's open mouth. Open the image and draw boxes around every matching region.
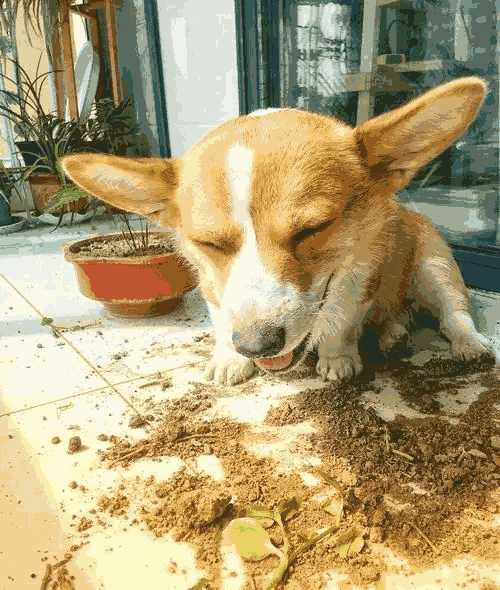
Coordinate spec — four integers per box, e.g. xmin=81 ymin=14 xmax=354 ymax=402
xmin=254 ymin=333 xmax=310 ymax=373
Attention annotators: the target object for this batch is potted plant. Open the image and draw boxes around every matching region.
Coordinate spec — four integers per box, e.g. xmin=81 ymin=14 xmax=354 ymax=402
xmin=64 ymin=217 xmax=197 ymax=318
xmin=0 ymin=162 xmax=30 ymax=234
xmin=0 ymin=58 xmax=139 ymax=223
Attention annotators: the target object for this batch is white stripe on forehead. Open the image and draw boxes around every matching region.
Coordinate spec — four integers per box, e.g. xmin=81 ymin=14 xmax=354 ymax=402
xmin=226 ymin=142 xmax=254 ymax=225
xmin=223 ymin=142 xmax=298 ymax=319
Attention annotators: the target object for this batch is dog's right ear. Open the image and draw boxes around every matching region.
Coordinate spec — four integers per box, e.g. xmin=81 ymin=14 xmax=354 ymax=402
xmin=61 ymin=154 xmax=180 ymax=226
xmin=355 ymin=77 xmax=487 ymax=194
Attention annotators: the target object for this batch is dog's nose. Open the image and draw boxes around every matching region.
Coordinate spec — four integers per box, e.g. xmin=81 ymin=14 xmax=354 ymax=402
xmin=232 ymin=325 xmax=286 ymax=358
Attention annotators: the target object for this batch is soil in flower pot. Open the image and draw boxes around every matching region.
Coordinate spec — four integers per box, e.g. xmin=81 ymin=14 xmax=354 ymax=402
xmin=73 ymin=234 xmax=174 ymax=258
xmin=29 ymin=174 xmax=89 ymax=215
xmin=65 ymin=233 xmax=196 ymax=318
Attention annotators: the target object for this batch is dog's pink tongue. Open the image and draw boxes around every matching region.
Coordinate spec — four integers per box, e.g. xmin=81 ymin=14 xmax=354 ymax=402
xmin=255 ymin=351 xmax=293 ymax=371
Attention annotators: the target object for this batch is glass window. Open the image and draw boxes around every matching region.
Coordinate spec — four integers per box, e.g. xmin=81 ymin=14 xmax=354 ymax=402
xmin=245 ymin=0 xmax=500 ymax=253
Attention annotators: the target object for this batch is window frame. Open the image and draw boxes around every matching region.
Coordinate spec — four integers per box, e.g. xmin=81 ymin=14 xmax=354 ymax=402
xmin=234 ymin=0 xmax=500 ymax=293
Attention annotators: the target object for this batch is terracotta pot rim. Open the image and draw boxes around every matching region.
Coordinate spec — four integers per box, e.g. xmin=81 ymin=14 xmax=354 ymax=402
xmin=64 ymin=232 xmax=180 ymax=265
xmin=28 ymin=173 xmax=61 ymax=182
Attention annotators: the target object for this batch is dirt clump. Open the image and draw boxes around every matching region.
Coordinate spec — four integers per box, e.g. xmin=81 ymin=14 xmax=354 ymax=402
xmin=97 ymin=492 xmax=130 ymax=517
xmin=128 ymin=414 xmax=148 ymax=429
xmin=76 ymin=516 xmax=93 ymax=532
xmin=67 ymin=436 xmax=82 ymax=454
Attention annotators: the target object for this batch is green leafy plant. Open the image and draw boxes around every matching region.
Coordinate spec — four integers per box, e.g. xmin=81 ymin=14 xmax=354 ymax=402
xmin=0 ymin=57 xmax=141 ymax=221
xmin=84 ymin=98 xmax=138 ymax=156
xmin=0 ymin=57 xmax=89 ymax=177
xmin=0 ymin=1 xmax=62 ymax=38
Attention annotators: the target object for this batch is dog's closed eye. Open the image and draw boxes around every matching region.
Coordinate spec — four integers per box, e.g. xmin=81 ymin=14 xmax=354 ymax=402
xmin=192 ymin=238 xmax=236 ymax=254
xmin=291 ymin=220 xmax=333 ymax=245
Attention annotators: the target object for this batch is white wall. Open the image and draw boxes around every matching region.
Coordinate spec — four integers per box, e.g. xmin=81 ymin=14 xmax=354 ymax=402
xmin=156 ymin=0 xmax=240 ymax=156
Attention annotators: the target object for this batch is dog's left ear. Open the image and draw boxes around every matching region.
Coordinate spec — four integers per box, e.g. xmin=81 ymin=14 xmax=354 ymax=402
xmin=355 ymin=77 xmax=487 ymax=192
xmin=61 ymin=154 xmax=180 ymax=226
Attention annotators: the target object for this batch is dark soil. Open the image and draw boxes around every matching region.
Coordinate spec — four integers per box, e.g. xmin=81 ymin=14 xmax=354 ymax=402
xmin=72 ymin=233 xmax=174 ymax=258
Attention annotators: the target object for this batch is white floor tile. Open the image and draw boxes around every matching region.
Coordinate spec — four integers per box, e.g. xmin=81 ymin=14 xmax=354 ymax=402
xmin=0 ymin=278 xmax=106 ymax=414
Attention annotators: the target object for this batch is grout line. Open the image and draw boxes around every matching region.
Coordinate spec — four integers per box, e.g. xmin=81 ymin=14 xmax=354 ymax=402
xmin=0 ymin=272 xmax=206 ymax=417
xmin=0 ymin=360 xmax=205 ymax=418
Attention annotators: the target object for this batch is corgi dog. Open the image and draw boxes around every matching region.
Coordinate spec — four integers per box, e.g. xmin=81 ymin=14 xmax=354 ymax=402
xmin=62 ymin=78 xmax=492 ymax=386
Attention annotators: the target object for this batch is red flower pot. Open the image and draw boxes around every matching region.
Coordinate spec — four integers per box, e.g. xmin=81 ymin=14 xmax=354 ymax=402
xmin=64 ymin=233 xmax=197 ymax=318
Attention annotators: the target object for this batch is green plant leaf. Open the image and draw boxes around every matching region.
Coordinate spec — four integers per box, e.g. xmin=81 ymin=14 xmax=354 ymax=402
xmin=45 ymin=185 xmax=89 ymax=213
xmin=334 ymin=527 xmax=365 ymax=558
xmin=222 ymin=518 xmax=281 ymax=562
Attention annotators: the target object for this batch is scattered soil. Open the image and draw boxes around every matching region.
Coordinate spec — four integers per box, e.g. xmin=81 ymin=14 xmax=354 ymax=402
xmin=66 ymin=346 xmax=499 ymax=589
xmin=265 ymin=360 xmax=500 ymax=586
xmin=72 ymin=233 xmax=174 ymax=259
xmin=67 ymin=436 xmax=82 ymax=454
xmin=40 ymin=559 xmax=75 ymax=590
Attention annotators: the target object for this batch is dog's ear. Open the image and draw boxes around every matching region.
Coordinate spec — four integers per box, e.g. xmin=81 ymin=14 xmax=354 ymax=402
xmin=61 ymin=154 xmax=180 ymax=226
xmin=355 ymin=77 xmax=487 ymax=192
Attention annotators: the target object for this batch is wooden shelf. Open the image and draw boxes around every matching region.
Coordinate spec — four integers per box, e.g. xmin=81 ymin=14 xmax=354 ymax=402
xmin=333 ymin=70 xmax=412 ymax=93
xmin=379 ymin=59 xmax=444 ymax=73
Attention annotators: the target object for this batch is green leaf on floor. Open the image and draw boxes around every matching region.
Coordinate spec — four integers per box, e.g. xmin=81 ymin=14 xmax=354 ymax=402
xmin=222 ymin=517 xmax=281 ymax=562
xmin=334 ymin=527 xmax=365 ymax=558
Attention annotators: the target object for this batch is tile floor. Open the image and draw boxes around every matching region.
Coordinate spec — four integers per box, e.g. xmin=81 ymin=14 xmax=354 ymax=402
xmin=1 ymin=215 xmax=499 ymax=590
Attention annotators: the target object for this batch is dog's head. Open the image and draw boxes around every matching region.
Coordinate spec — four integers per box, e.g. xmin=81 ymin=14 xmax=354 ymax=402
xmin=62 ymin=78 xmax=486 ymax=372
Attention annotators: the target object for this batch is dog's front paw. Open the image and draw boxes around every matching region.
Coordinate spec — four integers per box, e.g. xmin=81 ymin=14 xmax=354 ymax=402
xmin=316 ymin=352 xmax=363 ymax=382
xmin=450 ymin=330 xmax=493 ymax=361
xmin=205 ymin=349 xmax=256 ymax=385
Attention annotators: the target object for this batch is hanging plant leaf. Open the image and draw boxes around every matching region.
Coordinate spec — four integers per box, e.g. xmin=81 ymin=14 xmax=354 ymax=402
xmin=222 ymin=518 xmax=282 ymax=562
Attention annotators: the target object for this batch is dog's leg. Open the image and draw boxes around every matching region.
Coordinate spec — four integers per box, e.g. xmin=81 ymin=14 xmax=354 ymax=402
xmin=316 ymin=324 xmax=363 ymax=381
xmin=314 ymin=269 xmax=372 ymax=382
xmin=414 ymin=249 xmax=491 ymax=360
xmin=204 ymin=303 xmax=256 ymax=385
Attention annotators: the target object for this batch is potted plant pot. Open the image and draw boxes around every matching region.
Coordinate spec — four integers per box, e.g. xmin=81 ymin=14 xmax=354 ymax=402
xmin=29 ymin=173 xmax=89 ymax=215
xmin=64 ymin=233 xmax=197 ymax=318
xmin=0 ymin=170 xmax=27 ymax=234
xmin=0 ymin=194 xmax=12 ymax=225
